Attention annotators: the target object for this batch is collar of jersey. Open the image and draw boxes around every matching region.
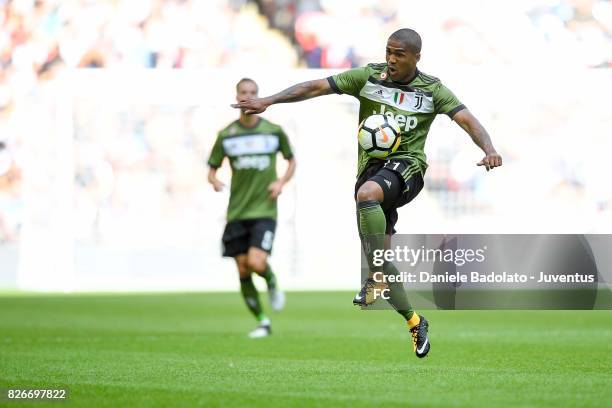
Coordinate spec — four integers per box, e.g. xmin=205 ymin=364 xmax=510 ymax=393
xmin=237 ymin=117 xmax=262 ymax=130
xmin=389 ymin=68 xmax=419 ymax=86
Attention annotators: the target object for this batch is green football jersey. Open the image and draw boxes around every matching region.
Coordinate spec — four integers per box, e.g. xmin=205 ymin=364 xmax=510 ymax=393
xmin=328 ymin=63 xmax=465 ymax=177
xmin=208 ymin=118 xmax=293 ymax=221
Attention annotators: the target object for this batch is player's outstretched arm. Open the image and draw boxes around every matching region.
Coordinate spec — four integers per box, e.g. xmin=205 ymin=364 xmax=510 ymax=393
xmin=453 ymin=109 xmax=502 ymax=171
xmin=231 ymin=79 xmax=333 ymax=114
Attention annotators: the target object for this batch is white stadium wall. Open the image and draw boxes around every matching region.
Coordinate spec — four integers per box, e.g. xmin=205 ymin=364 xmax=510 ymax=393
xmin=0 ymin=68 xmax=611 ymax=291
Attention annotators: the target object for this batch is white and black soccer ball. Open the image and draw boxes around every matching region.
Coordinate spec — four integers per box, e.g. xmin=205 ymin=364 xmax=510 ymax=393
xmin=357 ymin=114 xmax=401 ymax=158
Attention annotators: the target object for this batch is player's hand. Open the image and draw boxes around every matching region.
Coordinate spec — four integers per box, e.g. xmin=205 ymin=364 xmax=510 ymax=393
xmin=211 ymin=180 xmax=226 ymax=192
xmin=477 ymin=152 xmax=502 ymax=171
xmin=231 ymin=98 xmax=269 ymax=115
xmin=268 ymin=180 xmax=284 ymax=199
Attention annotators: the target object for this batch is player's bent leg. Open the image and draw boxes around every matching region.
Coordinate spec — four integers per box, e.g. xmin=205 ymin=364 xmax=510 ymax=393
xmin=354 ymin=168 xmax=431 ymax=357
xmin=235 ymin=255 xmax=271 ymax=337
xmin=382 ymin=259 xmax=430 ymax=357
xmin=382 ymin=249 xmax=414 ymax=316
xmin=248 ymin=247 xmax=285 ymax=312
xmin=235 ymin=254 xmax=250 ymax=279
xmin=354 ymin=181 xmax=388 ymax=306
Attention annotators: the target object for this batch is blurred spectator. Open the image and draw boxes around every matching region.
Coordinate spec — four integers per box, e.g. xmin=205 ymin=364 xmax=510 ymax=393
xmin=0 ymin=139 xmax=22 ymax=243
xmin=288 ymin=0 xmax=612 ymax=68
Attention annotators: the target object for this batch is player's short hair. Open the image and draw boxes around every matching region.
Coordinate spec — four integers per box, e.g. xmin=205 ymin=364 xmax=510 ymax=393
xmin=236 ymin=78 xmax=258 ymax=93
xmin=389 ymin=28 xmax=422 ymax=54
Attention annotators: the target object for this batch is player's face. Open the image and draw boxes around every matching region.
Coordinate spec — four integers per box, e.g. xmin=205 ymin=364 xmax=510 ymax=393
xmin=236 ymin=82 xmax=258 ymax=102
xmin=386 ymin=38 xmax=420 ymax=82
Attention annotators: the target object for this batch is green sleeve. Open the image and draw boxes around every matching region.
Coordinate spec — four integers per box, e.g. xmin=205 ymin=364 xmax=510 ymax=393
xmin=434 ymin=83 xmax=466 ymax=118
xmin=207 ymin=134 xmax=225 ymax=168
xmin=278 ymin=127 xmax=293 ymax=159
xmin=327 ymin=67 xmax=369 ymax=97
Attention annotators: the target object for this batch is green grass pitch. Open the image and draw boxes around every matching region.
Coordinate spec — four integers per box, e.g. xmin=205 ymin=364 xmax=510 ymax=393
xmin=1 ymin=292 xmax=611 ymax=407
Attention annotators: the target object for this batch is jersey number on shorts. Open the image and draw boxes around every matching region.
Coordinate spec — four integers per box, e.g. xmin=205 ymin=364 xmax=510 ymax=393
xmin=261 ymin=230 xmax=274 ymax=251
xmin=384 ymin=160 xmax=407 ymax=174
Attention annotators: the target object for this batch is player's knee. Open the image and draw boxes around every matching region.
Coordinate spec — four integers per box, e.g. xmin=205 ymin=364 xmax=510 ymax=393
xmin=235 ymin=257 xmax=250 ymax=278
xmin=247 ymin=256 xmax=267 ymax=274
xmin=237 ymin=265 xmax=250 ymax=279
xmin=356 ymin=182 xmax=382 ymax=203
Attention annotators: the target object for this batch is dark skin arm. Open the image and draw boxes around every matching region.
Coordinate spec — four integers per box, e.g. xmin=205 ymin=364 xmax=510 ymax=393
xmin=232 ymin=79 xmax=502 ymax=171
xmin=231 ymin=79 xmax=334 ymax=114
xmin=453 ymin=109 xmax=502 ymax=171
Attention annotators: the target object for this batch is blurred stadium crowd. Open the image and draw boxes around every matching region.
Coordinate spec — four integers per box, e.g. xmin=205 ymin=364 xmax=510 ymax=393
xmin=0 ymin=0 xmax=610 ymax=75
xmin=1 ymin=0 xmax=611 ymax=92
xmin=1 ymin=0 xmax=612 ymax=244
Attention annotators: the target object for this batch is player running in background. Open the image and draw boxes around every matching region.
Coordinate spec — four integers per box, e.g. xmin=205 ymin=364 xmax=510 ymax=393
xmin=208 ymin=78 xmax=296 ymax=338
xmin=232 ymin=29 xmax=502 ymax=356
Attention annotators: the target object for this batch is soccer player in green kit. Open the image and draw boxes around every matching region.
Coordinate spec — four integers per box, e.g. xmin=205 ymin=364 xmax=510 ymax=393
xmin=232 ymin=29 xmax=502 ymax=357
xmin=208 ymin=78 xmax=296 ymax=338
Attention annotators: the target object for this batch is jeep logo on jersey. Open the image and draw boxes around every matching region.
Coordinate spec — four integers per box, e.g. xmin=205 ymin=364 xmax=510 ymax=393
xmin=222 ymin=134 xmax=279 ymax=157
xmin=360 ymin=81 xmax=434 ymax=113
xmin=233 ymin=155 xmax=270 ymax=171
xmin=374 ymin=104 xmax=418 ymax=131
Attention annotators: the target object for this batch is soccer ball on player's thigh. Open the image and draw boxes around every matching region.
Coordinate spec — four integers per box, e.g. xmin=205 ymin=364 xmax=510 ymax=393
xmin=357 ymin=114 xmax=401 ymax=158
